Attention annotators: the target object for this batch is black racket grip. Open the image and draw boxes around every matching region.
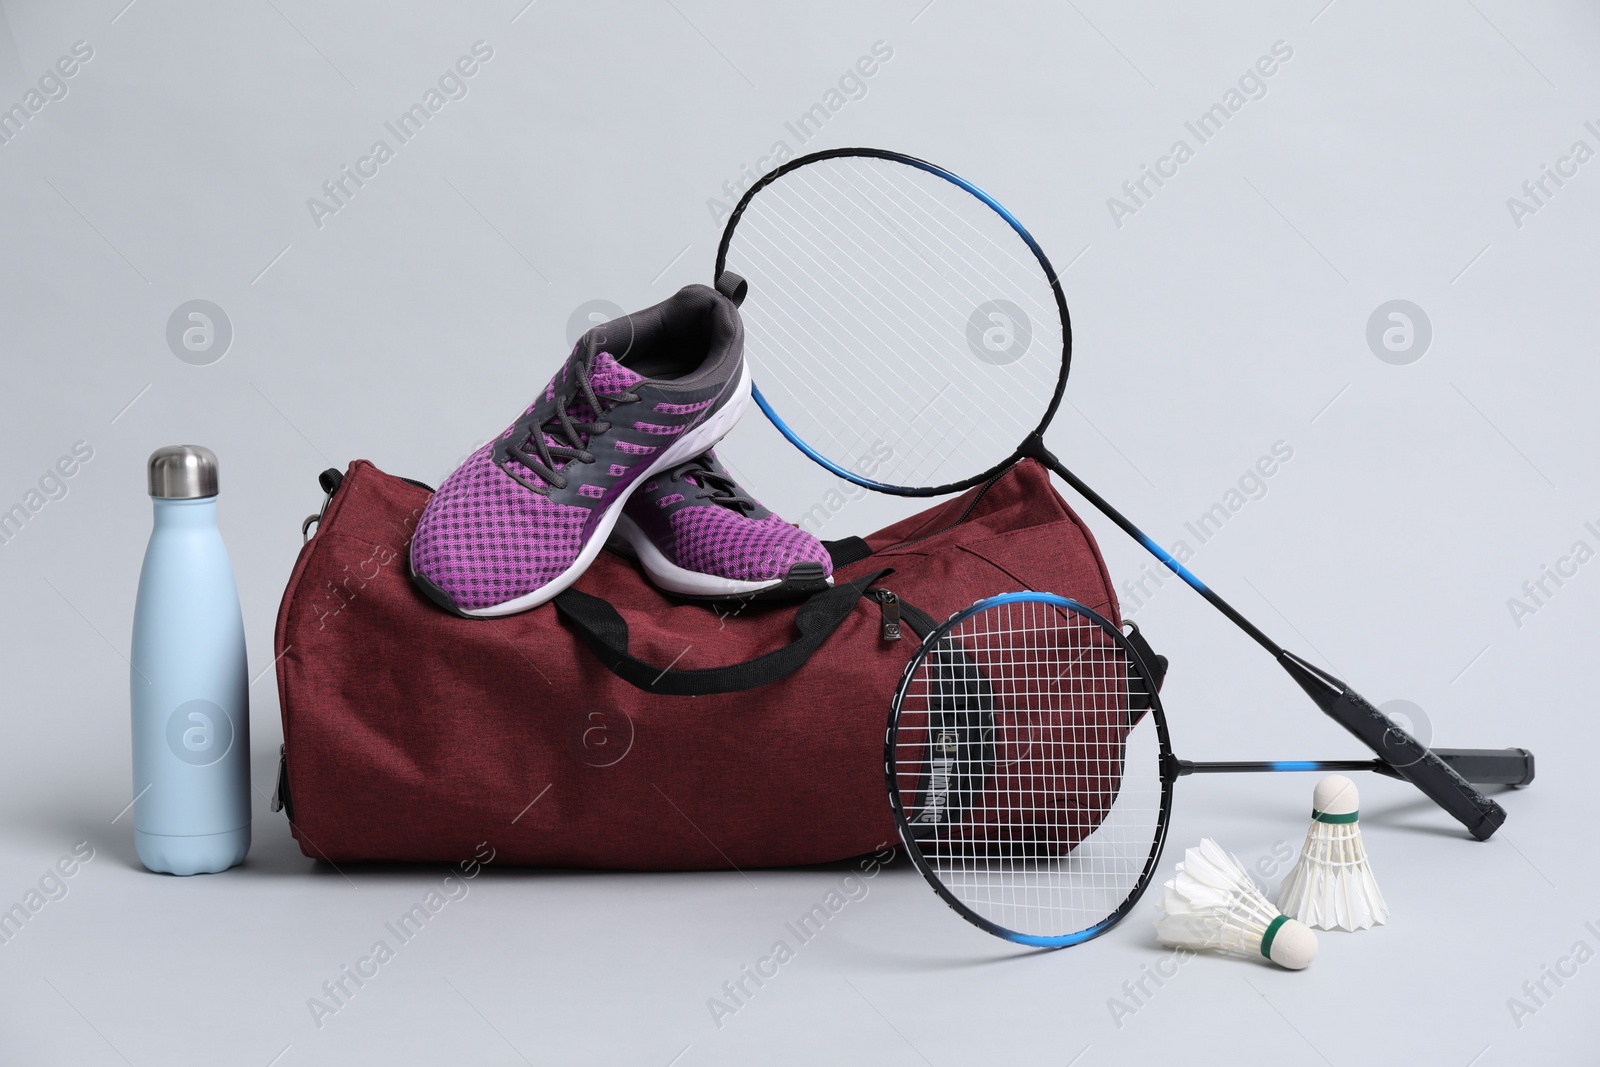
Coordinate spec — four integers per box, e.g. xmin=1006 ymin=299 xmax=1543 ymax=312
xmin=1333 ymin=689 xmax=1506 ymax=839
xmin=1374 ymin=748 xmax=1535 ymax=787
xmin=1280 ymin=653 xmax=1507 ymax=840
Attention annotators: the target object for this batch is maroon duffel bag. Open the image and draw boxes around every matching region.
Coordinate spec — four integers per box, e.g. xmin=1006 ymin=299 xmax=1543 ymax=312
xmin=271 ymin=457 xmax=1129 ymax=869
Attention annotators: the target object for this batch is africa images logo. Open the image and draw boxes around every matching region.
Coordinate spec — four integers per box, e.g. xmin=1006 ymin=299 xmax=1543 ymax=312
xmin=705 ymin=41 xmax=894 ymax=224
xmin=966 ymin=299 xmax=1031 ymax=366
xmin=0 ymin=40 xmax=94 ymax=147
xmin=165 ymin=700 xmax=235 ymax=767
xmin=166 ymin=300 xmax=234 ymax=366
xmin=305 ymin=42 xmax=494 ymax=229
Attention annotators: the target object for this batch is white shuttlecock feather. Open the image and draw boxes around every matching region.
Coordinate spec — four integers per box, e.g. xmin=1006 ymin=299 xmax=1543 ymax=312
xmin=1277 ymin=775 xmax=1388 ymax=931
xmin=1154 ymin=838 xmax=1317 ymax=970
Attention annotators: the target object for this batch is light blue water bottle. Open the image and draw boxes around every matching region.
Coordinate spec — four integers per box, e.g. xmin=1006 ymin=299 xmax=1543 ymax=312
xmin=130 ymin=445 xmax=251 ymax=875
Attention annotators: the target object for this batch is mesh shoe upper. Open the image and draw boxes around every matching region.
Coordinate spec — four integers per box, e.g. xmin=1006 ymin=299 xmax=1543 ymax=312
xmin=410 ymin=284 xmax=746 ymax=614
xmin=409 ymin=353 xmax=639 ymax=612
xmin=624 ymin=451 xmax=833 ymax=584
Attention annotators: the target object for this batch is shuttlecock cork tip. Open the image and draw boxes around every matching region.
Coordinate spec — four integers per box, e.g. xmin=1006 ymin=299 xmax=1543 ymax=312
xmin=1312 ymin=774 xmax=1359 ymax=820
xmin=1265 ymin=917 xmax=1318 ymax=970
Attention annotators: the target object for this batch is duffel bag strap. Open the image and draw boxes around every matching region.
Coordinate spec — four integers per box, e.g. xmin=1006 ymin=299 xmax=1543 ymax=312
xmin=822 ymin=536 xmax=874 ymax=567
xmin=553 ymin=569 xmax=891 ymax=696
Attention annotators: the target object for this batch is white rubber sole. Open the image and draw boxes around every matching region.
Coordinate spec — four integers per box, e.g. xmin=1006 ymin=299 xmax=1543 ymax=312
xmin=610 ymin=513 xmax=834 ymax=599
xmin=456 ymin=360 xmax=753 ymax=618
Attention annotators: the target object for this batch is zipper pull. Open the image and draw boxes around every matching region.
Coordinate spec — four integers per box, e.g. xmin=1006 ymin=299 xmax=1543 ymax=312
xmin=270 ymin=743 xmax=288 ymax=813
xmin=869 ymin=588 xmax=902 ymax=641
xmin=302 ymin=468 xmax=344 ymax=543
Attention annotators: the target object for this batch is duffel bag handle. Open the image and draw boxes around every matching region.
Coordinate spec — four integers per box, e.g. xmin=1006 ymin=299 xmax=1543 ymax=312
xmin=553 ymin=569 xmax=891 ymax=696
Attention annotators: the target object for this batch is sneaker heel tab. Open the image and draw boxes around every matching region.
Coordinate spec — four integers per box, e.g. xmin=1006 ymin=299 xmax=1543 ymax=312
xmin=714 ymin=271 xmax=748 ymax=307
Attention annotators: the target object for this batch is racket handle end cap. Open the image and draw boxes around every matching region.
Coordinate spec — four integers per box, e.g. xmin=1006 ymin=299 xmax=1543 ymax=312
xmin=1469 ymin=801 xmax=1507 ymax=841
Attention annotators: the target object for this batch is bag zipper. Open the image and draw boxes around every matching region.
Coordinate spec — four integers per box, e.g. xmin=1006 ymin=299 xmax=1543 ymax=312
xmin=302 ymin=467 xmax=435 ymax=542
xmin=868 ymin=588 xmax=902 ymax=640
xmin=855 ymin=470 xmax=1011 ymax=642
xmin=867 ymin=587 xmax=937 ymax=642
xmin=270 ymin=743 xmax=294 ymax=821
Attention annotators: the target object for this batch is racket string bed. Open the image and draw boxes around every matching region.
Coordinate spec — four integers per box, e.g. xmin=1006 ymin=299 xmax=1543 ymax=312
xmin=725 ymin=154 xmax=1062 ymax=492
xmin=892 ymin=596 xmax=1165 ymax=941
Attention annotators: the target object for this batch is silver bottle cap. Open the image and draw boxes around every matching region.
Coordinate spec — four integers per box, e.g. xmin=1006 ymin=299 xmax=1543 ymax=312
xmin=148 ymin=445 xmax=219 ymax=499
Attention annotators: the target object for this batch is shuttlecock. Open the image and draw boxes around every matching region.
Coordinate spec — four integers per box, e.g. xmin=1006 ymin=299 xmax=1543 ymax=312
xmin=1154 ymin=838 xmax=1317 ymax=970
xmin=1277 ymin=775 xmax=1388 ymax=931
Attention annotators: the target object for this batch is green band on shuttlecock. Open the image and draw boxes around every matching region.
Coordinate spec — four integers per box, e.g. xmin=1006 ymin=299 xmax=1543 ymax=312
xmin=1311 ymin=808 xmax=1359 ymax=824
xmin=1260 ymin=914 xmax=1290 ymax=960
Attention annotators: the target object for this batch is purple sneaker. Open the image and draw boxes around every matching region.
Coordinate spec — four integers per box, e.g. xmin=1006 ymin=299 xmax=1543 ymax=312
xmin=609 ymin=451 xmax=834 ymax=600
xmin=411 ymin=284 xmax=750 ymax=617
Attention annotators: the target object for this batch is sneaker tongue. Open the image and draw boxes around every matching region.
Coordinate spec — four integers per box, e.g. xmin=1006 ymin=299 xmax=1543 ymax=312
xmin=514 ymin=351 xmax=645 ymax=488
xmin=545 ymin=351 xmax=642 ymax=442
xmin=587 ymin=352 xmax=643 ymax=399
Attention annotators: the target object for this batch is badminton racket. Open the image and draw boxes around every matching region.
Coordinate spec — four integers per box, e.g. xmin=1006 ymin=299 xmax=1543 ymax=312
xmin=888 ymin=591 xmax=1530 ymax=946
xmin=716 ymin=147 xmax=1519 ymax=840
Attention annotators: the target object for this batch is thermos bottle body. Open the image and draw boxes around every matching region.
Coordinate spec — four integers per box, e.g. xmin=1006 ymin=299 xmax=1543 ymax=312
xmin=130 ymin=446 xmax=251 ymax=875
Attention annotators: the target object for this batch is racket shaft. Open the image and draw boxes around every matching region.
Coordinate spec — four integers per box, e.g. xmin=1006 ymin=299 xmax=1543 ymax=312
xmin=1026 ymin=439 xmax=1284 ymax=655
xmin=1183 ymin=750 xmax=1532 ymax=786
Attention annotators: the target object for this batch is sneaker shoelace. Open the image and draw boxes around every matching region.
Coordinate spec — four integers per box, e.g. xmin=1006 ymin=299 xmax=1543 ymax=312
xmin=506 ymin=359 xmax=638 ymax=493
xmin=674 ymin=459 xmax=757 ymax=516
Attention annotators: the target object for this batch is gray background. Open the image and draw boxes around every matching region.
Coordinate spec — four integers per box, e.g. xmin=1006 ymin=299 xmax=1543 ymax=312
xmin=1 ymin=0 xmax=1595 ymax=1063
